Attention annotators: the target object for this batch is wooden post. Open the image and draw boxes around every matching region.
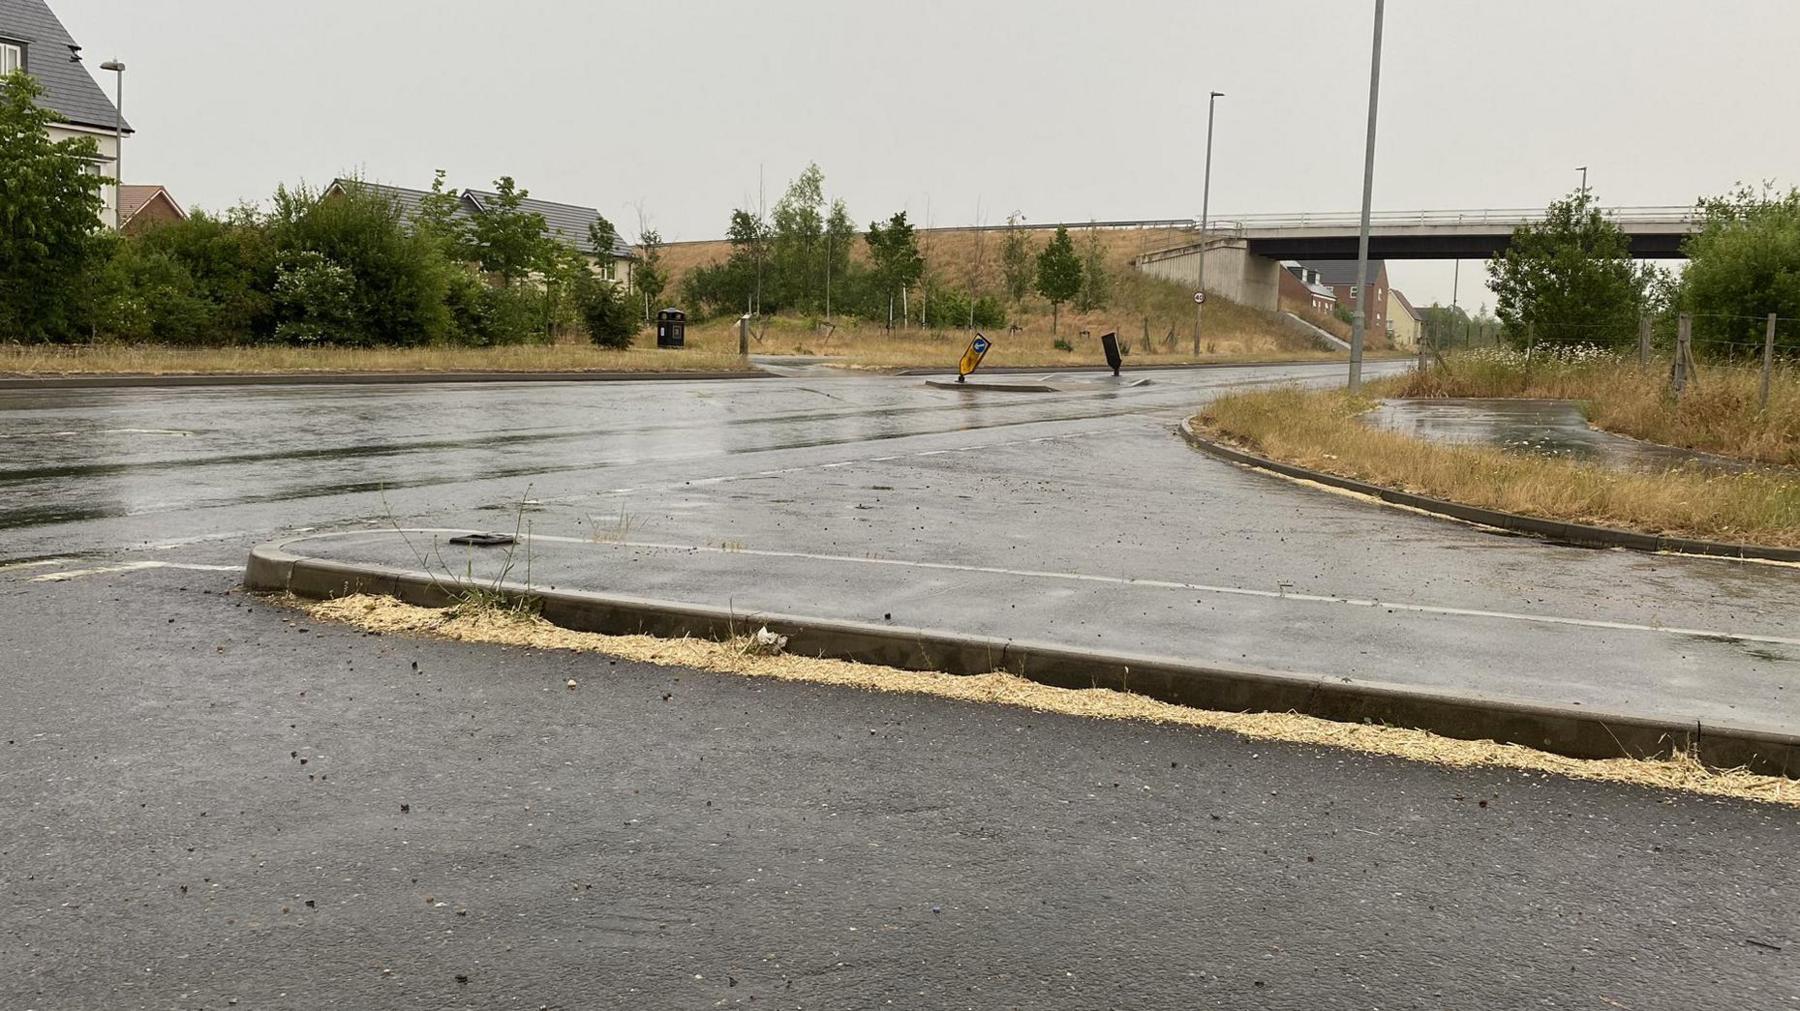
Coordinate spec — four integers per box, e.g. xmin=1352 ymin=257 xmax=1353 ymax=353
xmin=1638 ymin=315 xmax=1651 ymax=366
xmin=1671 ymin=313 xmax=1692 ymax=397
xmin=1142 ymin=316 xmax=1150 ymax=354
xmin=1762 ymin=312 xmax=1777 ymax=410
xmin=738 ymin=314 xmax=749 ymax=358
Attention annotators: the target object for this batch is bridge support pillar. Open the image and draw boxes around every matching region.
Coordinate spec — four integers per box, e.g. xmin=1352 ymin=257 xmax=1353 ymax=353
xmin=1132 ymin=237 xmax=1281 ymax=313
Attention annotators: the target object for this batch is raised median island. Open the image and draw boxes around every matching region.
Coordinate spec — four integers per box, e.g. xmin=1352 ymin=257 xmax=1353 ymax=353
xmin=1189 ymin=347 xmax=1800 ymax=555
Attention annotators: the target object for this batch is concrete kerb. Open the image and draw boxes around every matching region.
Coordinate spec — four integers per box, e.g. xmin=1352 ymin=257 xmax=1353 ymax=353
xmin=923 ymin=380 xmax=1058 ymax=393
xmin=1179 ymin=418 xmax=1800 ymax=564
xmin=0 ymin=369 xmax=769 ymax=391
xmin=244 ymin=534 xmax=1800 ymax=778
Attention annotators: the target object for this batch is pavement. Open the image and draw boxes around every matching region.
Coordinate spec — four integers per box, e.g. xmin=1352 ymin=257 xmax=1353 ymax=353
xmin=4 ymin=361 xmax=1799 ymax=1006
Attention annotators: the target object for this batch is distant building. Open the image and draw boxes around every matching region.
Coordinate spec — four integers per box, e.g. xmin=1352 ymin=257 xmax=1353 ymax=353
xmin=1296 ymin=260 xmax=1389 ymax=336
xmin=1 ymin=0 xmax=131 ymax=226
xmin=118 ymin=184 xmax=184 ymax=233
xmin=1279 ymin=261 xmax=1337 ymax=315
xmin=1386 ymin=288 xmax=1423 ymax=349
xmin=323 ymin=178 xmax=636 ymax=285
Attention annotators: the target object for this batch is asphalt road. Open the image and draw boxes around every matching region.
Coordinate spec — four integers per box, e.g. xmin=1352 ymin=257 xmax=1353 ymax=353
xmin=3 ymin=363 xmax=1797 ymax=1007
xmin=3 ymin=564 xmax=1795 ymax=1009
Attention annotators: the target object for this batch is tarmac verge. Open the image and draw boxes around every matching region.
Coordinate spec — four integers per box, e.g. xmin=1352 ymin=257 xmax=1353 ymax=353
xmin=245 ymin=533 xmax=1800 ymax=778
xmin=0 ymin=369 xmax=768 ymax=391
xmin=1180 ymin=418 xmax=1800 ymax=564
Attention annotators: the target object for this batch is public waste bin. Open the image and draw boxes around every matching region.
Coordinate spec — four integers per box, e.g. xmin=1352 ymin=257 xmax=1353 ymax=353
xmin=656 ymin=308 xmax=687 ymax=349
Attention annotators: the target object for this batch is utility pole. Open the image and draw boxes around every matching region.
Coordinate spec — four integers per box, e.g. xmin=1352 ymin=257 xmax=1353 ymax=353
xmin=1450 ymin=258 xmax=1460 ymax=348
xmin=1348 ymin=0 xmax=1384 ymax=392
xmin=1193 ymin=90 xmax=1223 ymax=356
xmin=101 ymin=60 xmax=125 ymax=230
xmin=1577 ymin=165 xmax=1589 ymax=201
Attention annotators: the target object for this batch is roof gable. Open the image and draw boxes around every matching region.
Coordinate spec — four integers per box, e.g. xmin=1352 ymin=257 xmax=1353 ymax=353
xmin=118 ymin=183 xmax=183 ymax=226
xmin=0 ymin=0 xmax=130 ymax=132
xmin=1297 ymin=259 xmax=1388 ymax=286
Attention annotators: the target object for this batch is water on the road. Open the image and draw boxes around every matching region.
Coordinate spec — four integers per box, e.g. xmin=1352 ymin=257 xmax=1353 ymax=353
xmin=1362 ymin=397 xmax=1755 ymax=472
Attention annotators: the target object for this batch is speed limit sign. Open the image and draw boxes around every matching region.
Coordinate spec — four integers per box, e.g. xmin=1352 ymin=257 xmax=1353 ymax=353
xmin=1193 ymin=291 xmax=1207 ymax=305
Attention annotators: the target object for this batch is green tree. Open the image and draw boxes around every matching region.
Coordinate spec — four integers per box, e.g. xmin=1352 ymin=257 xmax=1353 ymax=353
xmin=1034 ymin=225 xmax=1083 ymax=334
xmin=414 ymin=169 xmax=470 ymax=260
xmin=1076 ymin=225 xmax=1110 ymax=311
xmin=635 ymin=227 xmax=668 ymax=316
xmin=865 ymin=212 xmax=925 ymax=328
xmin=823 ymin=198 xmax=856 ymax=317
xmin=729 ymin=206 xmax=772 ymax=314
xmin=470 ymin=176 xmax=547 ymax=286
xmin=0 ymin=72 xmax=106 ymax=340
xmin=999 ymin=213 xmax=1035 ymax=304
xmin=771 ymin=163 xmax=826 ymax=310
xmin=588 ymin=213 xmax=618 ymax=263
xmin=1486 ymin=190 xmax=1655 ymax=348
xmin=1680 ymin=183 xmax=1800 ymax=354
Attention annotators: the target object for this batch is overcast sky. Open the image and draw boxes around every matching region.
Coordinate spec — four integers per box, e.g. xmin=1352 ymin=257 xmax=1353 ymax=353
xmin=52 ymin=0 xmax=1800 ymax=308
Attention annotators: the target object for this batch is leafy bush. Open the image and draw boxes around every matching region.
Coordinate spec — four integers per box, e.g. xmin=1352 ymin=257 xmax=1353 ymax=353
xmin=272 ymin=250 xmax=357 ymax=344
xmin=267 ymin=182 xmax=453 ymax=346
xmin=87 ymin=235 xmax=215 ymax=343
xmin=922 ymin=287 xmax=1008 ymax=329
xmin=445 ymin=270 xmax=538 ymax=346
xmin=578 ymin=275 xmax=639 ymax=349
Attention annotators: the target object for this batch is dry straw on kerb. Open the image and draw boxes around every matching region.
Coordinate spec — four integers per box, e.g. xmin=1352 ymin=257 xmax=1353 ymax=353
xmin=303 ymin=593 xmax=1798 ymax=807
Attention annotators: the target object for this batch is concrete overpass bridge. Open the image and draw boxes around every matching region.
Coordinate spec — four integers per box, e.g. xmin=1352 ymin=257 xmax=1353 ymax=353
xmin=1131 ymin=206 xmax=1698 ymax=312
xmin=1218 ymin=206 xmax=1697 ymax=260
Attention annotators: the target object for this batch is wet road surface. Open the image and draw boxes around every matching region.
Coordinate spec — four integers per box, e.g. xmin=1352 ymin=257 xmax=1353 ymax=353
xmin=4 ymin=363 xmax=1798 ymax=1007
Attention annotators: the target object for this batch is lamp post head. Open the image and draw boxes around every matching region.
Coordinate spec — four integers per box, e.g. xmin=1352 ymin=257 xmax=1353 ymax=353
xmin=1210 ymin=90 xmax=1225 ymax=99
xmin=101 ymin=60 xmax=125 ymax=72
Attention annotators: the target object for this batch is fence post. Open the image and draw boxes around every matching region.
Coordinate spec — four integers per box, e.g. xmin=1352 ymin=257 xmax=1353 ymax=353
xmin=1638 ymin=315 xmax=1651 ymax=366
xmin=1763 ymin=312 xmax=1778 ymax=410
xmin=738 ymin=314 xmax=750 ymax=358
xmin=1671 ymin=313 xmax=1692 ymax=397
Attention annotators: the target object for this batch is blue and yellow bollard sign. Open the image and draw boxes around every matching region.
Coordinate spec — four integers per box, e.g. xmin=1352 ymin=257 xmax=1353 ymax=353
xmin=956 ymin=333 xmax=992 ymax=383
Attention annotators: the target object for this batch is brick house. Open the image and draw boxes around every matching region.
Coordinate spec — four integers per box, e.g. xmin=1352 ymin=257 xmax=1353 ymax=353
xmin=118 ymin=184 xmax=185 ymax=233
xmin=1279 ymin=261 xmax=1337 ymax=315
xmin=1296 ymin=259 xmax=1389 ymax=335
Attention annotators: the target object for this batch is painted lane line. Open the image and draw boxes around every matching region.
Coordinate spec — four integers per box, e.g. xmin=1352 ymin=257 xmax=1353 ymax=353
xmin=0 ymin=558 xmax=72 ymax=573
xmin=588 ymin=538 xmax=1800 ymax=649
xmin=30 ymin=561 xmax=241 ymax=582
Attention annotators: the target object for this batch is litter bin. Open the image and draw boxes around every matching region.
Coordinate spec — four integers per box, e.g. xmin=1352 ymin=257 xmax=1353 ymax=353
xmin=656 ymin=308 xmax=687 ymax=349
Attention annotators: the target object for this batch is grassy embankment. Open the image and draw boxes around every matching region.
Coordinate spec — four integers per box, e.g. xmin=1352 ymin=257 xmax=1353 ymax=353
xmin=0 ymin=335 xmax=752 ymax=377
xmin=1194 ymin=349 xmax=1800 ymax=547
xmin=660 ymin=225 xmax=1394 ymax=369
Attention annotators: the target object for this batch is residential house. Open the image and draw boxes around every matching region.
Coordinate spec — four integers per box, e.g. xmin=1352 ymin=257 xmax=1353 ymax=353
xmin=118 ymin=183 xmax=184 ymax=233
xmin=1 ymin=0 xmax=130 ymax=226
xmin=1279 ymin=261 xmax=1337 ymax=316
xmin=1296 ymin=260 xmax=1389 ymax=336
xmin=323 ymin=179 xmax=636 ymax=285
xmin=1386 ymin=288 xmax=1424 ymax=349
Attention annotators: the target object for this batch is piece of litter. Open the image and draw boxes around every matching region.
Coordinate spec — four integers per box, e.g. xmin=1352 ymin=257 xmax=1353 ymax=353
xmin=566 ymin=679 xmax=578 ymax=690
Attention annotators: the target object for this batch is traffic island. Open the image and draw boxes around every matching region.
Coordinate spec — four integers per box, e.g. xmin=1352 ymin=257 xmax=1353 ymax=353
xmin=245 ymin=529 xmax=1800 ymax=780
xmin=1185 ymin=386 xmax=1800 ymax=561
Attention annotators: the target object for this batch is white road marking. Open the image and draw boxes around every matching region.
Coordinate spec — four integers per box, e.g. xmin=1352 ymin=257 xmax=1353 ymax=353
xmin=30 ymin=561 xmax=240 ymax=582
xmin=583 ymin=537 xmax=1800 ymax=649
xmin=0 ymin=558 xmax=72 ymax=573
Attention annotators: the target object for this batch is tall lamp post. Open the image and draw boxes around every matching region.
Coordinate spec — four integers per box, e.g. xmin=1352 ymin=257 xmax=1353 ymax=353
xmin=1348 ymin=0 xmax=1384 ymax=393
xmin=100 ymin=60 xmax=125 ymax=230
xmin=1193 ymin=90 xmax=1223 ymax=355
xmin=1576 ymin=165 xmax=1588 ymax=201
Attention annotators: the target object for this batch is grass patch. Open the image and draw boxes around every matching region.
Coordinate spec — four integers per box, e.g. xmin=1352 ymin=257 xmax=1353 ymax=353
xmin=299 ymin=592 xmax=1799 ymax=806
xmin=1380 ymin=347 xmax=1800 ymax=467
xmin=1196 ymin=385 xmax=1800 ymax=547
xmin=0 ymin=336 xmax=751 ymax=376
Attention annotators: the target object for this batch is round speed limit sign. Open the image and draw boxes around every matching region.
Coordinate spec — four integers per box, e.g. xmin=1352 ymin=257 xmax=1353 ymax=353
xmin=1193 ymin=291 xmax=1207 ymax=305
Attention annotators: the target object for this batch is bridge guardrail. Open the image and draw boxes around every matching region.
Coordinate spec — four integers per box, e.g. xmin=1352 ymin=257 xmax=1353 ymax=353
xmin=1204 ymin=206 xmax=1697 ymax=232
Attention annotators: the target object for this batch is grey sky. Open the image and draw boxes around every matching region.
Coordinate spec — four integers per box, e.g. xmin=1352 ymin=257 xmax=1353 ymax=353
xmin=53 ymin=0 xmax=1800 ymax=309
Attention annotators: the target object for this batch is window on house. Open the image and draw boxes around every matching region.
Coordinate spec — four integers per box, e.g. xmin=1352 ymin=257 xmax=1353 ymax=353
xmin=602 ymin=258 xmax=615 ymax=280
xmin=0 ymin=42 xmax=24 ymax=75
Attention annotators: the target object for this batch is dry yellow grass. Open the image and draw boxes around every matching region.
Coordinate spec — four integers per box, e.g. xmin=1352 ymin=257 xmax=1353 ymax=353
xmin=0 ymin=336 xmax=751 ymax=376
xmin=1386 ymin=353 xmax=1800 ymax=467
xmin=301 ymin=593 xmax=1798 ymax=806
xmin=1198 ymin=385 xmax=1800 ymax=547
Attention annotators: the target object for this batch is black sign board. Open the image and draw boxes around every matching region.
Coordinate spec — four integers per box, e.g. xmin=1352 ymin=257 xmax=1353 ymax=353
xmin=1100 ymin=331 xmax=1122 ymax=376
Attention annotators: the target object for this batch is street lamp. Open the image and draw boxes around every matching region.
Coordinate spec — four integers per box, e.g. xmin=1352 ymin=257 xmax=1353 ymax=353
xmin=100 ymin=60 xmax=125 ymax=230
xmin=1193 ymin=90 xmax=1224 ymax=356
xmin=1576 ymin=165 xmax=1589 ymax=202
xmin=1348 ymin=0 xmax=1384 ymax=393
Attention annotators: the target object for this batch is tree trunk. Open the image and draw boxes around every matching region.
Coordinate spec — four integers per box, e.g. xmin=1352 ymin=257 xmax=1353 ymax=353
xmin=1051 ymin=302 xmax=1059 ymax=335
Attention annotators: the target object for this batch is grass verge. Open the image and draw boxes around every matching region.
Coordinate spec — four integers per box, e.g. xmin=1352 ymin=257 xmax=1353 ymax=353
xmin=1195 ymin=385 xmax=1800 ymax=547
xmin=1382 ymin=348 xmax=1800 ymax=467
xmin=0 ymin=338 xmax=751 ymax=376
xmin=299 ymin=593 xmax=1797 ymax=806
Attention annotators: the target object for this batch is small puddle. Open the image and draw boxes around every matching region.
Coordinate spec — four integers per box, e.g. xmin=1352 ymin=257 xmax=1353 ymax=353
xmin=1362 ymin=398 xmax=1762 ymax=474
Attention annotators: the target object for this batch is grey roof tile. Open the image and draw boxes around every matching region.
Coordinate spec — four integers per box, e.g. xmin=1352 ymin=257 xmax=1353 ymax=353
xmin=0 ymin=0 xmax=129 ymax=133
xmin=464 ymin=188 xmax=636 ymax=259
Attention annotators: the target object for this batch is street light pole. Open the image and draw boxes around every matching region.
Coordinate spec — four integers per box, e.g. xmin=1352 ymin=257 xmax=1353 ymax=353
xmin=100 ymin=60 xmax=125 ymax=230
xmin=1577 ymin=165 xmax=1588 ymax=201
xmin=1193 ymin=90 xmax=1223 ymax=356
xmin=1348 ymin=0 xmax=1384 ymax=393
